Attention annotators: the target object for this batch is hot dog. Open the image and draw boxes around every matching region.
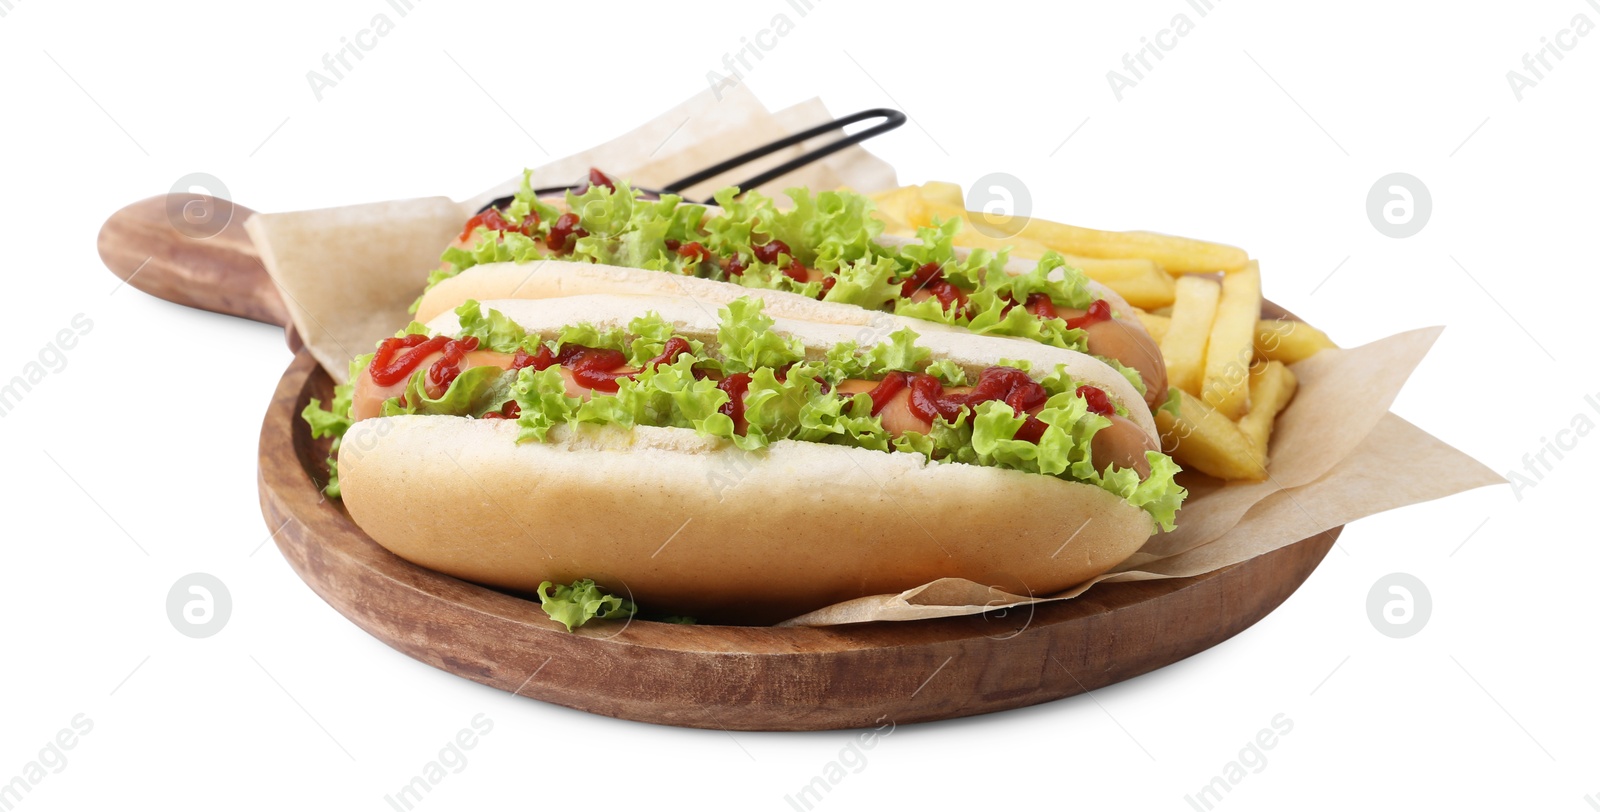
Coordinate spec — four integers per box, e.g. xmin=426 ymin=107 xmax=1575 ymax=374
xmin=413 ymin=171 xmax=1171 ymax=412
xmin=306 ymin=294 xmax=1186 ymax=625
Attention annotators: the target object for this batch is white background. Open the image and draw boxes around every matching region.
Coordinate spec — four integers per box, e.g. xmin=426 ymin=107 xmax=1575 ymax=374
xmin=1 ymin=1 xmax=1596 ymax=809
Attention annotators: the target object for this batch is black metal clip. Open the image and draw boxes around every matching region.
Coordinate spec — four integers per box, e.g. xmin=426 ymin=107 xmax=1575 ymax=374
xmin=479 ymin=108 xmax=906 ymax=212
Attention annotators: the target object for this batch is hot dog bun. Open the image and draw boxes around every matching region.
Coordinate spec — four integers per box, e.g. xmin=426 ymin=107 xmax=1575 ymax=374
xmin=337 ymin=294 xmax=1163 ymax=624
xmin=338 ymin=417 xmax=1153 ymax=625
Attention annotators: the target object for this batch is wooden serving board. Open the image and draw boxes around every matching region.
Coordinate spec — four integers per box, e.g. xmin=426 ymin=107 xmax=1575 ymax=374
xmin=105 ymin=194 xmax=1339 ymax=731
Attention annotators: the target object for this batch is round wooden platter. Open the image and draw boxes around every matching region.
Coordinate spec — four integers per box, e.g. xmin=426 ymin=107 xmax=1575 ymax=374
xmin=106 ymin=194 xmax=1339 ymax=732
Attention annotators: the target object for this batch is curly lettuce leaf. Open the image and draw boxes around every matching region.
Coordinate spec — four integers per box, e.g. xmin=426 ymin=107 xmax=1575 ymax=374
xmin=300 ymin=352 xmax=371 ymax=497
xmin=568 ymin=181 xmax=708 ymax=272
xmin=864 ymin=326 xmax=931 ymax=373
xmin=821 ymin=255 xmax=903 ymax=309
xmin=504 ymin=169 xmax=563 ymax=228
xmin=301 ymin=386 xmax=353 ymax=498
xmin=763 ymin=188 xmax=885 ymax=271
xmin=400 ymin=365 xmax=510 ymax=417
xmin=894 ymin=218 xmax=1008 ymax=289
xmin=714 ymin=298 xmax=805 ymax=374
xmin=537 ymin=579 xmax=637 ymax=632
xmin=302 ymin=388 xmax=352 ymax=440
xmin=1099 ymin=452 xmax=1186 ymax=532
xmin=1102 ymin=358 xmax=1148 ymax=398
xmin=512 ymin=366 xmax=583 ymax=443
xmin=440 ymin=230 xmax=547 ymax=275
xmin=967 ymin=395 xmax=1185 ymax=531
xmin=922 ymin=359 xmax=968 ymax=387
xmin=701 ymin=187 xmax=759 ymax=260
xmin=1159 ymin=386 xmax=1183 ymax=417
xmin=554 ymin=321 xmax=629 ymax=354
xmin=624 ymin=311 xmax=705 ymax=367
xmin=454 ymin=300 xmax=529 ymax=353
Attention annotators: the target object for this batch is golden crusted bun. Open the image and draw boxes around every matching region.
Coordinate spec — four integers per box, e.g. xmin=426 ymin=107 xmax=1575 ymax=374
xmin=338 ymin=418 xmax=1154 ymax=625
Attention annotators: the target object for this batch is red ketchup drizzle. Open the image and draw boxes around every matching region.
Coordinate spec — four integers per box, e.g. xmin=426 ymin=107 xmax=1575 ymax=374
xmin=458 ymin=208 xmax=539 ymax=242
xmin=818 ymin=276 xmax=836 ymax=298
xmin=750 ymin=238 xmax=809 ymax=284
xmin=482 ymin=400 xmax=521 ymax=420
xmin=721 ymin=253 xmax=749 ymax=277
xmin=428 ymin=342 xmax=471 ymax=392
xmin=369 ymin=335 xmax=450 ymax=387
xmin=545 ymin=213 xmax=587 ymax=253
xmin=553 ymin=345 xmax=629 ymax=393
xmin=424 ymin=336 xmax=481 ymax=398
xmin=1075 ymin=385 xmax=1115 ymax=417
xmin=645 ymin=337 xmax=692 ymax=370
xmin=717 ymin=373 xmax=752 ymax=434
xmin=900 ymin=262 xmax=969 ymax=313
xmin=584 ymin=168 xmax=617 ymax=192
xmin=1011 ymin=415 xmax=1049 ymax=444
xmin=510 ymin=338 xmax=693 ymax=395
xmin=864 ymin=366 xmax=1054 ymax=443
xmin=675 ymin=241 xmax=714 ymax=264
xmin=752 ymin=239 xmax=791 ymax=264
xmin=1024 ymin=293 xmax=1058 ymax=319
xmin=1064 ymin=299 xmax=1113 ymax=330
xmin=510 ymin=345 xmax=553 ymax=371
xmin=865 ymin=372 xmax=909 ymax=415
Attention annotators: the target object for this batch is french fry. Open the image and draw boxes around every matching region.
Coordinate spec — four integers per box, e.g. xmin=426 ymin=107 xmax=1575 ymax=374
xmin=962 ymin=232 xmax=1056 ymax=260
xmin=871 ymin=182 xmax=1249 ymax=272
xmin=1200 ymin=262 xmax=1261 ymax=420
xmin=919 ymin=181 xmax=965 ymax=209
xmin=867 ymin=185 xmax=928 ymax=231
xmin=903 ymin=186 xmax=1248 ymax=272
xmin=1135 ymin=311 xmax=1170 ymax=343
xmin=1063 ymin=256 xmax=1176 ymax=309
xmin=1255 ymin=319 xmax=1338 ymax=364
xmin=866 ymin=188 xmax=893 ymax=204
xmin=1239 ymin=362 xmax=1298 ymax=468
xmin=916 ymin=200 xmax=1174 ymax=307
xmin=1161 ymin=276 xmax=1221 ymax=394
xmin=876 ymin=218 xmax=915 ymax=238
xmin=997 ymin=240 xmax=1053 ymax=260
xmin=1155 ymin=390 xmax=1266 ymax=481
xmin=920 ymin=201 xmax=1055 ymax=257
xmin=1013 ymin=219 xmax=1247 ymax=274
xmin=865 ymin=193 xmax=915 ymax=236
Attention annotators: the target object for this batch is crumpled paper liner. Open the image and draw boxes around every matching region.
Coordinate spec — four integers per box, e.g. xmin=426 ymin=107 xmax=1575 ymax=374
xmin=781 ymin=329 xmax=1503 ymax=625
xmin=246 ymin=83 xmax=898 ymax=382
xmin=243 ymin=85 xmax=1502 ymax=628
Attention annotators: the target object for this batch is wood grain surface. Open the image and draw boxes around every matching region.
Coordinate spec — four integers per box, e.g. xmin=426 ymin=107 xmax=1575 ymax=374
xmin=98 ymin=194 xmax=302 ymax=350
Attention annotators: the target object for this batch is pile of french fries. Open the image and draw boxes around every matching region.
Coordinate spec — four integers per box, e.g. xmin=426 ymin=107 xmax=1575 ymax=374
xmin=869 ymin=183 xmax=1339 ymax=482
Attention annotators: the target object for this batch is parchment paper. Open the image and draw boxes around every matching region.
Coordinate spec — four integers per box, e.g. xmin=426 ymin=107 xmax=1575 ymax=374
xmin=243 ymin=86 xmax=1502 ymax=627
xmin=781 ymin=334 xmax=1503 ymax=625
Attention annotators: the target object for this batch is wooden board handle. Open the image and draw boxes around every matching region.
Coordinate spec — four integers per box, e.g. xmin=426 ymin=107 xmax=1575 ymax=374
xmin=98 ymin=194 xmax=301 ymax=349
